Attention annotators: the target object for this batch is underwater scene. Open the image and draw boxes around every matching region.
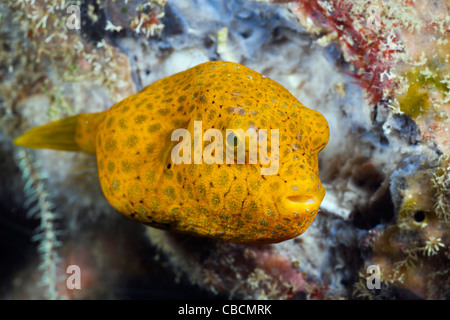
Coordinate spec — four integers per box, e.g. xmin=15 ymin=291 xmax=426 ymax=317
xmin=0 ymin=0 xmax=449 ymax=300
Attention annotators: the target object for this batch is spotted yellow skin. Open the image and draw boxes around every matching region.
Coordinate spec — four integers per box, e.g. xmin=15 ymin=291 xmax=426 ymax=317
xmin=88 ymin=61 xmax=328 ymax=244
xmin=18 ymin=61 xmax=329 ymax=244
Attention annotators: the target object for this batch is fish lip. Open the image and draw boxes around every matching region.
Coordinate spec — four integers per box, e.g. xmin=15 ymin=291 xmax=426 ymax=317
xmin=286 ymin=194 xmax=317 ymax=205
xmin=283 ymin=188 xmax=325 ymax=213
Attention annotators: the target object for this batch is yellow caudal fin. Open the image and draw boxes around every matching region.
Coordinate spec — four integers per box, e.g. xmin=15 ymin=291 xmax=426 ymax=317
xmin=14 ymin=115 xmax=81 ymax=151
xmin=14 ymin=112 xmax=106 ymax=154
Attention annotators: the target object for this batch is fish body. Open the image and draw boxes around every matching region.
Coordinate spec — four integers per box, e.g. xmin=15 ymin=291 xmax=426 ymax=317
xmin=15 ymin=61 xmax=329 ymax=244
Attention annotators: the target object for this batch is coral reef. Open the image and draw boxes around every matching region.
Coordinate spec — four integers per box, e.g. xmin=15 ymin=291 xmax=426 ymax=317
xmin=356 ymin=153 xmax=450 ymax=299
xmin=1 ymin=0 xmax=449 ymax=300
xmin=288 ymin=0 xmax=450 ymax=299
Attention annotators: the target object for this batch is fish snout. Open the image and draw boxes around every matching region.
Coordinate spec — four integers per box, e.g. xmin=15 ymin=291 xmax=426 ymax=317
xmin=286 ymin=194 xmax=318 ymax=205
xmin=283 ymin=185 xmax=325 ymax=215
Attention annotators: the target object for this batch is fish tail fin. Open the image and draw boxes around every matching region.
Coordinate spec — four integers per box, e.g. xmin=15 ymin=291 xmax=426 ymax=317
xmin=14 ymin=115 xmax=81 ymax=151
xmin=14 ymin=112 xmax=106 ymax=154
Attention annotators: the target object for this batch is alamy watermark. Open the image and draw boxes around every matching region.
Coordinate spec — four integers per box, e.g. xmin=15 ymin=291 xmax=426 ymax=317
xmin=170 ymin=121 xmax=280 ymax=175
xmin=63 ymin=263 xmax=382 ymax=291
xmin=66 ymin=5 xmax=81 ymax=30
xmin=366 ymin=5 xmax=381 ymax=31
xmin=366 ymin=264 xmax=381 ymax=289
xmin=66 ymin=264 xmax=81 ymax=290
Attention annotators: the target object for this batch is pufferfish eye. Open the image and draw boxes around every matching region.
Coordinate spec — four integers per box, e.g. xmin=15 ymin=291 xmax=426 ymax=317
xmin=226 ymin=132 xmax=239 ymax=147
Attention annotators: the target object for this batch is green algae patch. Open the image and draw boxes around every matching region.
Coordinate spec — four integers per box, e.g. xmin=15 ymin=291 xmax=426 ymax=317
xmin=398 ymin=65 xmax=448 ymax=119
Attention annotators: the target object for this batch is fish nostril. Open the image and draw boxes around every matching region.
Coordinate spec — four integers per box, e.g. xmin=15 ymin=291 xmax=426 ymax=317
xmin=287 ymin=195 xmax=316 ymax=205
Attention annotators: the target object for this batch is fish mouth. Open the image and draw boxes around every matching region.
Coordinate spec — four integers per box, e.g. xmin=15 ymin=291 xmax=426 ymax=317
xmin=286 ymin=195 xmax=317 ymax=205
xmin=283 ymin=190 xmax=324 ymax=214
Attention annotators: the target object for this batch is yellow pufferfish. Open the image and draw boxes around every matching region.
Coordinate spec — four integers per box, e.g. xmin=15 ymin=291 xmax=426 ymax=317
xmin=14 ymin=61 xmax=329 ymax=244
